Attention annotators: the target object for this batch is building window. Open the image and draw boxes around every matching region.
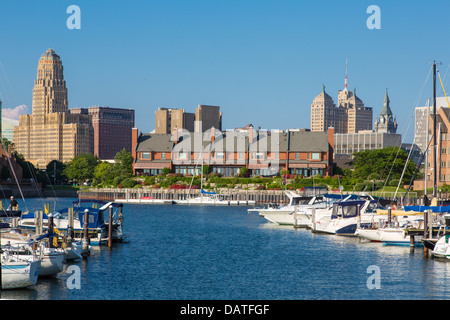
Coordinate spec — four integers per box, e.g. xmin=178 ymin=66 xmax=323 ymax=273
xmin=216 ymin=152 xmax=224 ymax=160
xmin=255 ymin=152 xmax=264 ymax=160
xmin=142 ymin=152 xmax=150 ymax=159
xmin=161 ymin=153 xmax=165 ymax=159
xmin=311 ymin=153 xmax=320 ymax=160
xmin=296 ymin=153 xmax=299 ymax=160
xmin=179 ymin=152 xmax=187 ymax=160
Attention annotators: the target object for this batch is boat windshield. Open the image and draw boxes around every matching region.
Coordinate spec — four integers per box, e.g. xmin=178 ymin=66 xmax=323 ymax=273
xmin=292 ymin=197 xmax=313 ymax=205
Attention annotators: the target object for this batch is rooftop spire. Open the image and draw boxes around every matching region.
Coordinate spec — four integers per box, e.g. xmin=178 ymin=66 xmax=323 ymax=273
xmin=381 ymin=89 xmax=393 ymax=116
xmin=344 ymin=56 xmax=348 ymax=91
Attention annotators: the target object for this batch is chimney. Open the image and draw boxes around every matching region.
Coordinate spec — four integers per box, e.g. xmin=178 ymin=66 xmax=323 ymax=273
xmin=327 ymin=127 xmax=334 ymax=176
xmin=211 ymin=127 xmax=215 ymax=143
xmin=172 ymin=127 xmax=179 ymax=144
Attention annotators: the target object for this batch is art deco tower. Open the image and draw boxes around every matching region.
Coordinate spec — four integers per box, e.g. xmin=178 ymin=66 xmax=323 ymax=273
xmin=13 ymin=49 xmax=93 ymax=168
xmin=32 ymin=49 xmax=68 ymax=122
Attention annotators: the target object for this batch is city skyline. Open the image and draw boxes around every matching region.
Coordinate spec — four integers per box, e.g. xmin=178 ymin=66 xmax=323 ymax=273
xmin=0 ymin=1 xmax=449 ymax=144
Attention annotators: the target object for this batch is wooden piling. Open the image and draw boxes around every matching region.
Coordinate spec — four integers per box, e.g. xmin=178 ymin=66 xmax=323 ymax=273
xmin=410 ymin=234 xmax=415 ymax=253
xmin=357 ymin=204 xmax=361 ymax=230
xmin=68 ymin=207 xmax=74 ymax=242
xmin=293 ymin=205 xmax=298 ymax=228
xmin=82 ymin=209 xmax=90 ymax=258
xmin=48 ymin=213 xmax=54 ymax=248
xmin=311 ymin=208 xmax=316 ymax=232
xmin=108 ymin=205 xmax=113 ymax=249
xmin=387 ymin=208 xmax=392 ymax=227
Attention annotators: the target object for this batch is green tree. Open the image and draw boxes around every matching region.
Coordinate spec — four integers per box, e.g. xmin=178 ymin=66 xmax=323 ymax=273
xmin=113 ymin=149 xmax=133 ymax=177
xmin=351 ymin=147 xmax=416 ymax=185
xmin=64 ymin=153 xmax=101 ymax=183
xmin=46 ymin=160 xmax=67 ymax=184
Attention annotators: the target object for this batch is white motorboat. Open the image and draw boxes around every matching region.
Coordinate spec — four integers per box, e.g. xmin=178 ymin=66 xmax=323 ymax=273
xmin=1 ymin=253 xmax=40 ymax=289
xmin=313 ymin=199 xmax=379 ymax=235
xmin=248 ymin=191 xmax=342 ymax=226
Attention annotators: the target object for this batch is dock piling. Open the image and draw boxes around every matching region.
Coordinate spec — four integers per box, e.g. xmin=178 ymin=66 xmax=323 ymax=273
xmin=108 ymin=205 xmax=113 ymax=249
xmin=82 ymin=209 xmax=90 ymax=258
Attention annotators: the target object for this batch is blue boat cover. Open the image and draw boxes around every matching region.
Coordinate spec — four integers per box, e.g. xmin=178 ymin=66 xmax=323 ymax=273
xmin=404 ymin=205 xmax=450 ymax=213
xmin=201 ymin=189 xmax=216 ymax=195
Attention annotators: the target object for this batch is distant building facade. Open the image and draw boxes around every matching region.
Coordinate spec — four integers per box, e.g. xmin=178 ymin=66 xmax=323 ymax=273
xmin=311 ymin=84 xmax=372 ymax=134
xmin=155 ymin=104 xmax=222 ymax=134
xmin=72 ymin=106 xmax=135 ymax=160
xmin=334 ymin=90 xmax=402 ymax=157
xmin=13 ymin=49 xmax=93 ymax=168
xmin=155 ymin=107 xmax=195 ymax=134
xmin=132 ymin=127 xmax=334 ymax=177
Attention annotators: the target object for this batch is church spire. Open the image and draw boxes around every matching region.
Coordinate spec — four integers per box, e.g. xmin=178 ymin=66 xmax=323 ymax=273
xmin=381 ymin=89 xmax=393 ymax=116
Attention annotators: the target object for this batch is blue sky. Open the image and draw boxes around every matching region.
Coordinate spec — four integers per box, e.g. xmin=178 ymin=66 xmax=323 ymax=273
xmin=0 ymin=0 xmax=449 ymax=143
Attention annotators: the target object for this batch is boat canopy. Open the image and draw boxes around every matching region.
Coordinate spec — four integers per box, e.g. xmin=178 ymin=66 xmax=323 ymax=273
xmin=323 ymin=194 xmax=360 ymax=200
xmin=404 ymin=205 xmax=450 ymax=213
xmin=331 ymin=200 xmax=367 ymax=219
xmin=201 ymin=189 xmax=216 ymax=195
xmin=0 ymin=222 xmax=10 ymax=229
xmin=73 ymin=199 xmax=123 ymax=208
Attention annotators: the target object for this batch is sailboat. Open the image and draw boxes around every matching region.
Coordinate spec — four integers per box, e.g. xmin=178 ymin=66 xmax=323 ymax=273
xmin=174 ymin=157 xmax=255 ymax=205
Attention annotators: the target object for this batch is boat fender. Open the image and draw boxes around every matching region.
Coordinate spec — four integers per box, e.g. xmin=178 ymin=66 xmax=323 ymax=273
xmin=33 ymin=241 xmax=38 ymax=251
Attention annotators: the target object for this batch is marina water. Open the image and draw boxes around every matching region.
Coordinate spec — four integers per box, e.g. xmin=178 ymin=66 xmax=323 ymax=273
xmin=2 ymin=197 xmax=450 ymax=300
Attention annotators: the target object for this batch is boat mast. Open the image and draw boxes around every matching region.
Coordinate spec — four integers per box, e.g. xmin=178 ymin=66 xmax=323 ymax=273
xmin=433 ymin=61 xmax=437 ymax=198
xmin=424 ymin=98 xmax=430 ymax=195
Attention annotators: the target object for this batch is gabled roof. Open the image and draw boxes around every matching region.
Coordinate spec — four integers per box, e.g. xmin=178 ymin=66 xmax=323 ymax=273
xmin=288 ymin=131 xmax=329 ymax=152
xmin=135 ymin=133 xmax=173 ymax=152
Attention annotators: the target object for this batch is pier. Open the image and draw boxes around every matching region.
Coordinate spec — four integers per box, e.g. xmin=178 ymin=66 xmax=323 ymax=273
xmin=78 ymin=188 xmax=291 ymax=205
xmin=78 ymin=188 xmax=421 ymax=206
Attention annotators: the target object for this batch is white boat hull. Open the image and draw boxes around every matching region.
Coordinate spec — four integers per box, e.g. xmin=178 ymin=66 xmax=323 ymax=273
xmin=432 ymin=236 xmax=450 ymax=259
xmin=378 ymin=228 xmax=423 ymax=246
xmin=1 ymin=260 xmax=40 ymax=289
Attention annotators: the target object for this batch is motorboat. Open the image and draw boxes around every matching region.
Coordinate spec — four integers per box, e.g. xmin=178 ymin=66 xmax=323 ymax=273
xmin=18 ymin=200 xmax=125 ymax=245
xmin=248 ymin=191 xmax=342 ymax=226
xmin=313 ymin=199 xmax=383 ymax=235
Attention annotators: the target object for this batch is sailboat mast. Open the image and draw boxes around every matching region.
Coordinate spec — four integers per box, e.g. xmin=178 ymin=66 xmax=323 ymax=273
xmin=433 ymin=61 xmax=437 ymax=198
xmin=424 ymin=98 xmax=430 ymax=194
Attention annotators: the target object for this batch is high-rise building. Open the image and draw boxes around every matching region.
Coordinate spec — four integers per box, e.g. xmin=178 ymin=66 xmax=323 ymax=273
xmin=88 ymin=106 xmax=135 ymax=160
xmin=311 ymin=61 xmax=373 ymax=134
xmin=155 ymin=108 xmax=195 ymax=134
xmin=13 ymin=49 xmax=93 ymax=168
xmin=155 ymin=104 xmax=222 ymax=134
xmin=195 ymin=105 xmax=222 ymax=132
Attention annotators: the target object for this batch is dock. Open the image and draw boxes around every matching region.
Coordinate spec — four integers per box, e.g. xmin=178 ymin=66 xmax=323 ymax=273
xmin=79 ymin=188 xmax=290 ymax=205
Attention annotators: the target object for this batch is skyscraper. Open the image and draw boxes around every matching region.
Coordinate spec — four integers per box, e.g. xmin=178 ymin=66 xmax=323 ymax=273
xmin=311 ymin=60 xmax=372 ymax=134
xmin=13 ymin=49 xmax=93 ymax=168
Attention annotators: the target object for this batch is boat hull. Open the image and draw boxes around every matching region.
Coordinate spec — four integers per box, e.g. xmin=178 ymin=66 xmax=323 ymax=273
xmin=1 ymin=260 xmax=40 ymax=289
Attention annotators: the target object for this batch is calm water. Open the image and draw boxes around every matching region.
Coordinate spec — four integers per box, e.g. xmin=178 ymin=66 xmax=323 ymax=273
xmin=2 ymin=197 xmax=450 ymax=300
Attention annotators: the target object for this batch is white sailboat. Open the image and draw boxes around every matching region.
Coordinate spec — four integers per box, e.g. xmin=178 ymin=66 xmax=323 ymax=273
xmin=1 ymin=254 xmax=40 ymax=289
xmin=175 ymin=158 xmax=255 ymax=205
